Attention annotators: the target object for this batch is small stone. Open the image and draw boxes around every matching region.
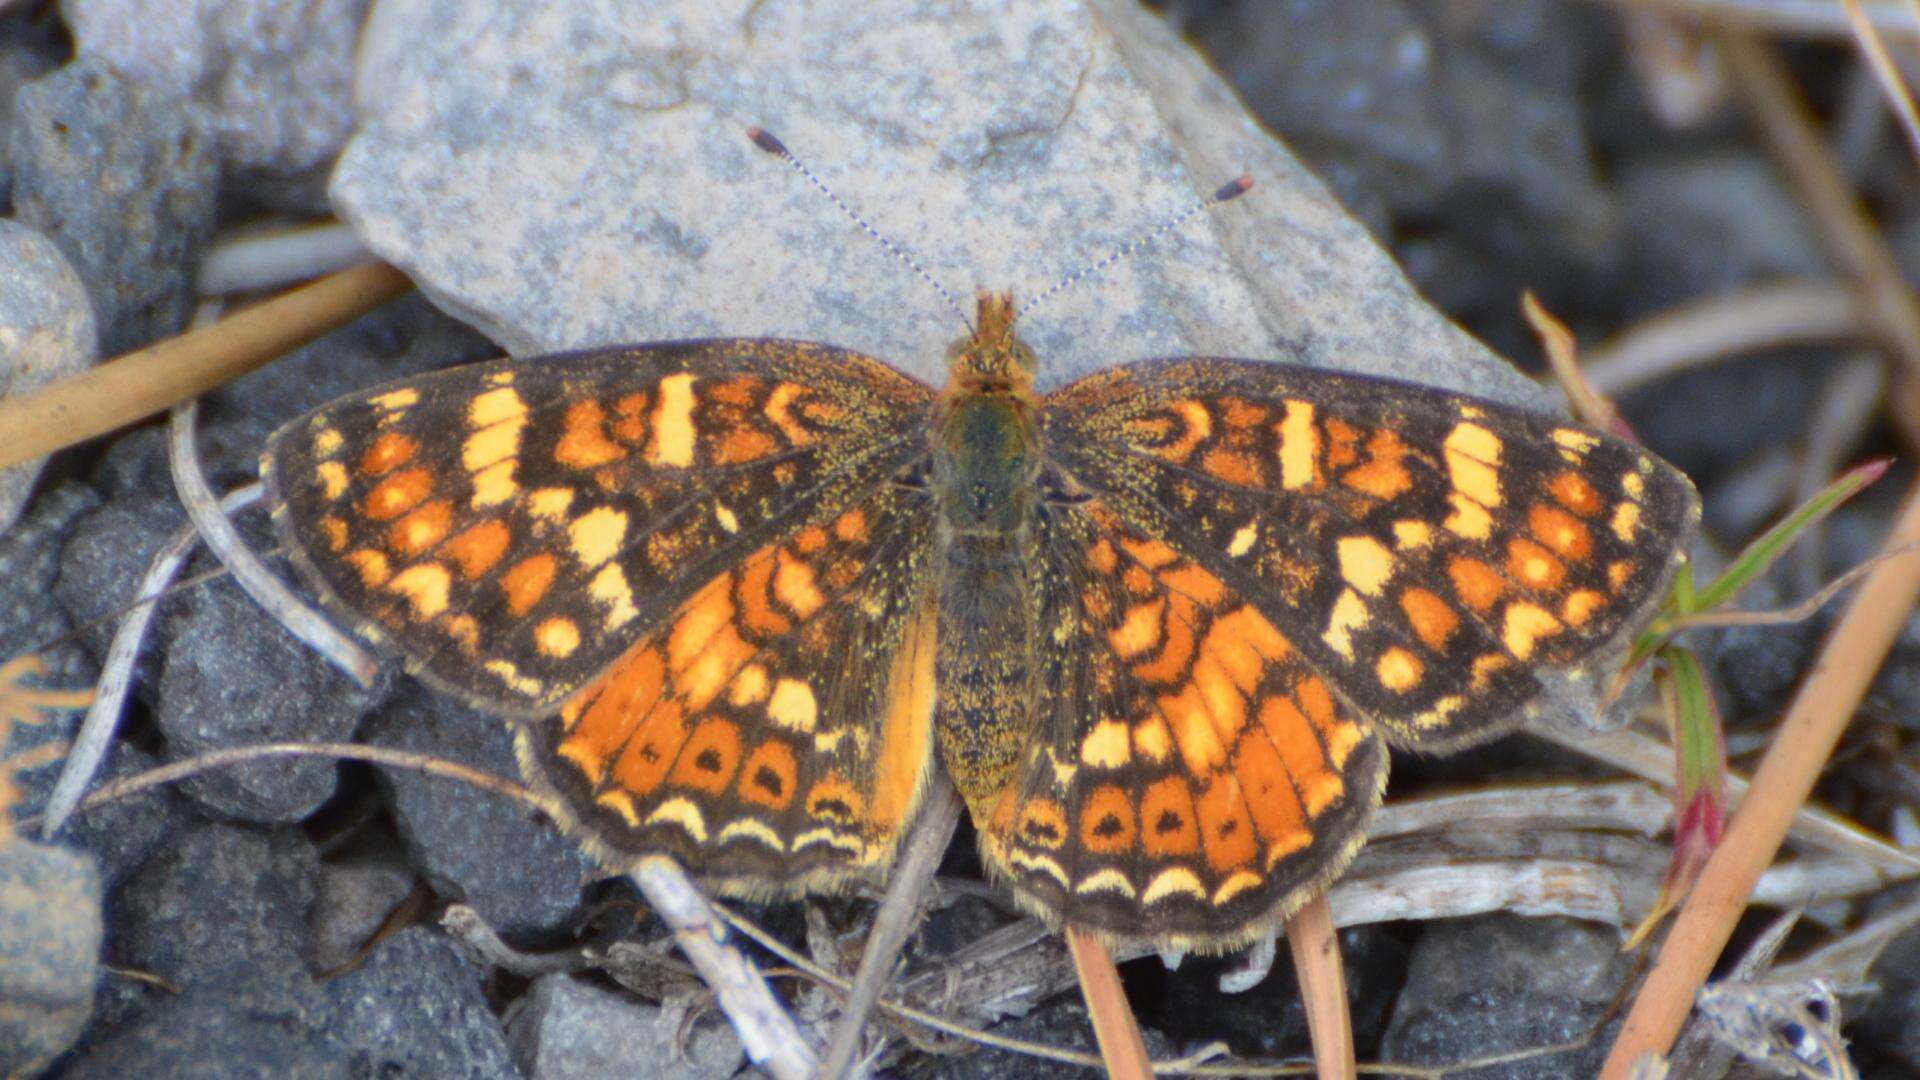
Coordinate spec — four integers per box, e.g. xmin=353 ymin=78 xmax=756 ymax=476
xmin=110 ymin=819 xmax=318 ymax=990
xmin=507 ymin=973 xmax=744 ymax=1079
xmin=0 ymin=839 xmax=102 ymax=1076
xmin=0 ymin=221 xmax=98 ymax=534
xmin=59 ymin=960 xmax=344 ymax=1079
xmin=0 ymin=482 xmax=98 ymax=687
xmin=9 ymin=57 xmax=217 ymax=355
xmin=304 ymin=838 xmax=418 ymax=975
xmin=52 ymin=487 xmax=182 ymax=664
xmin=154 ymin=577 xmax=376 ymax=823
xmin=0 ymin=15 xmax=67 ymax=204
xmin=321 ymin=925 xmax=519 ymax=1078
xmin=64 ymin=0 xmax=370 ymax=210
xmin=1380 ymin=914 xmax=1632 ymax=1077
xmin=365 ymin=684 xmax=596 ymax=938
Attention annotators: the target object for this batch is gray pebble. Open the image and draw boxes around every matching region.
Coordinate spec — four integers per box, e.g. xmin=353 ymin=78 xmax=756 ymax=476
xmin=109 ymin=819 xmax=318 ymax=990
xmin=365 ymin=684 xmax=596 ymax=938
xmin=0 ymin=220 xmax=97 ymax=534
xmin=0 ymin=839 xmax=101 ymax=1076
xmin=507 ymin=973 xmax=743 ymax=1079
xmin=1380 ymin=914 xmax=1631 ymax=1077
xmin=154 ymin=576 xmax=377 ymax=823
xmin=9 ymin=57 xmax=217 ymax=355
xmin=321 ymin=925 xmax=519 ymax=1079
xmin=60 ymin=960 xmax=344 ymax=1080
xmin=334 ymin=0 xmax=1550 ymax=410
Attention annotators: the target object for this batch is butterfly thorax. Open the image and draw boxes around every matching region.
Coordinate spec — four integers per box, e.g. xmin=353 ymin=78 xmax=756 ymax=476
xmin=929 ymin=292 xmax=1047 ymax=821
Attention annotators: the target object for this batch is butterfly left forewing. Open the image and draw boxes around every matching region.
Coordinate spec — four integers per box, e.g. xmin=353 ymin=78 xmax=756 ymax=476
xmin=262 ymin=340 xmax=933 ymax=717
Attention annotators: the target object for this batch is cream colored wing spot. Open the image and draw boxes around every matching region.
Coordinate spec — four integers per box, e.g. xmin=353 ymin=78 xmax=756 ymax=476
xmin=1079 ymin=720 xmax=1131 ymax=768
xmin=1336 ymin=535 xmax=1395 ymax=596
xmin=646 ymin=797 xmax=709 ymax=842
xmin=717 ymin=818 xmax=788 ymax=851
xmin=1211 ymin=870 xmax=1263 ymax=906
xmin=793 ymin=827 xmax=864 ymax=857
xmin=312 ymin=428 xmax=344 ymax=457
xmin=1277 ymin=400 xmax=1318 ymax=490
xmin=1141 ymin=866 xmax=1208 ymax=905
xmin=595 ymin=790 xmax=639 ymax=826
xmin=1321 ymin=588 xmax=1369 ymax=660
xmin=317 ymin=461 xmax=350 ymax=500
xmin=535 ymin=616 xmax=581 ymax=658
xmin=588 ymin=563 xmax=639 ymax=629
xmin=527 ymin=487 xmax=575 ymax=522
xmin=646 ymin=373 xmax=698 ymax=467
xmin=1226 ymin=521 xmax=1259 ymax=558
xmin=1074 ymin=868 xmax=1137 ymax=898
xmin=767 ymin=678 xmax=819 ymax=733
xmin=386 ymin=563 xmax=452 ymax=619
xmin=568 ymin=506 xmax=629 ymax=568
xmin=1008 ymin=849 xmax=1070 ymax=888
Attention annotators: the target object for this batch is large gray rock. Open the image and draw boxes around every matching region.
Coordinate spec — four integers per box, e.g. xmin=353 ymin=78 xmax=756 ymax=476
xmin=334 ymin=0 xmax=1548 ymax=408
xmin=0 ymin=222 xmax=97 ymax=535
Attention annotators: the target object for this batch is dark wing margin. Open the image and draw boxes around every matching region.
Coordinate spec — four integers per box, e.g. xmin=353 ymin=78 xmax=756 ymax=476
xmin=1041 ymin=357 xmax=1699 ymax=751
xmin=262 ymin=339 xmax=934 ymax=719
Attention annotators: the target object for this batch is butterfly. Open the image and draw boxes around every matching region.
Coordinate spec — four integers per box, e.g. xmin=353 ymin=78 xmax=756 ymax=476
xmin=261 ymin=270 xmax=1697 ymax=951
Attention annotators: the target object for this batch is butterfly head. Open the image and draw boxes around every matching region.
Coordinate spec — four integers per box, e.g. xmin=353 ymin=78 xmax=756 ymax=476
xmin=948 ymin=291 xmax=1037 ymax=394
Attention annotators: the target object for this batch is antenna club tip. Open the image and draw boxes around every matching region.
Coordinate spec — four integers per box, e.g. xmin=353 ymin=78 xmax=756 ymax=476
xmin=1214 ymin=175 xmax=1254 ymax=202
xmin=747 ymin=126 xmax=789 ymax=157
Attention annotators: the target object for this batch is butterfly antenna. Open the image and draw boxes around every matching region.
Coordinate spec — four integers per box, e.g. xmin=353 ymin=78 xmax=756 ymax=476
xmin=1023 ymin=175 xmax=1254 ymax=317
xmin=747 ymin=126 xmax=974 ymax=332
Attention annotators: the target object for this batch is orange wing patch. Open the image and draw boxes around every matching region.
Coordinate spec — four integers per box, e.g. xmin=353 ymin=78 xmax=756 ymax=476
xmin=520 ymin=492 xmax=939 ymax=893
xmin=978 ymin=501 xmax=1388 ymax=950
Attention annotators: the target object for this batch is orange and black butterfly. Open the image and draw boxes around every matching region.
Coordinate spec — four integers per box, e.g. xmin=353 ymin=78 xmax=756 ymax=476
xmin=262 ymin=151 xmax=1696 ymax=953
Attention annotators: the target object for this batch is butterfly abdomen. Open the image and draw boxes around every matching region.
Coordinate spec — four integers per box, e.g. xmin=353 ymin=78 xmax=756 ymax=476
xmin=928 ymin=387 xmax=1046 ymax=821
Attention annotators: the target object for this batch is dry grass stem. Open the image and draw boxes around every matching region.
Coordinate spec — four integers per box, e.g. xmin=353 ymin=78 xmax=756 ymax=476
xmin=1069 ymin=927 xmax=1154 ymax=1080
xmin=1839 ymin=0 xmax=1920 ymax=162
xmin=1284 ymin=894 xmax=1356 ymax=1080
xmin=1790 ymin=356 xmax=1886 ymax=592
xmin=168 ymin=401 xmax=379 ymax=688
xmin=1592 ymin=0 xmax=1920 ymax=40
xmin=37 ymin=484 xmax=262 ymax=837
xmin=0 ymin=261 xmax=413 ymax=471
xmin=1580 ymin=280 xmax=1865 ymax=397
xmin=1599 ymin=471 xmax=1920 ymax=1075
xmin=630 ymin=856 xmax=819 ymax=1079
xmin=1550 ymin=727 xmax=1920 ymax=873
xmin=820 ymin=778 xmax=964 ymax=1077
xmin=1718 ymin=29 xmax=1920 ymax=375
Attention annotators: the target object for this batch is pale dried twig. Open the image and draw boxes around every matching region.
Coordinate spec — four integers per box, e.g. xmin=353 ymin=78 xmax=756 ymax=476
xmin=629 ymin=855 xmax=819 ymax=1080
xmin=168 ymin=401 xmax=378 ymax=688
xmin=820 ymin=778 xmax=964 ymax=1076
xmin=1579 ymin=281 xmax=1865 ymax=398
xmin=38 ymin=484 xmax=262 ymax=837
